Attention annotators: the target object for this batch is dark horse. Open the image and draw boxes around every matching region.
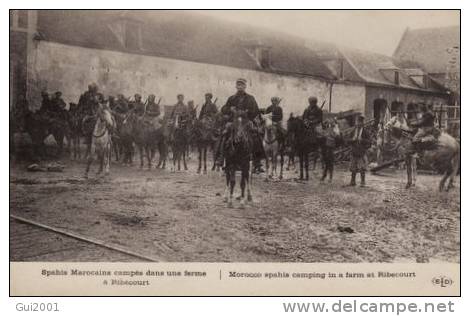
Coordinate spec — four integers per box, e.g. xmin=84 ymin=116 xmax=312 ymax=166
xmin=223 ymin=111 xmax=253 ymax=208
xmin=23 ymin=110 xmax=70 ymax=159
xmin=127 ymin=113 xmax=168 ymax=170
xmin=170 ymin=114 xmax=189 ymax=172
xmin=287 ymin=117 xmax=319 ymax=180
xmin=192 ymin=116 xmax=217 ymax=174
xmin=384 ymin=121 xmax=460 ymax=191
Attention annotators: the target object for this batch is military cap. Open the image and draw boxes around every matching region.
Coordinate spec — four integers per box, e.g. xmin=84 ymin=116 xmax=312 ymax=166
xmin=205 ymin=93 xmax=213 ymax=98
xmin=271 ymin=96 xmax=280 ymax=103
xmin=236 ymin=78 xmax=247 ymax=85
xmin=177 ymin=94 xmax=184 ymax=98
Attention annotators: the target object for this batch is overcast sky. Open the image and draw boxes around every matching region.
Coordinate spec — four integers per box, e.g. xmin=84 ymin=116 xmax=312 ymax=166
xmin=197 ymin=10 xmax=459 ymax=56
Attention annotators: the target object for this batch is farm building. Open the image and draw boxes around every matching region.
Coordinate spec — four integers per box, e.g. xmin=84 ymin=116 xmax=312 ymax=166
xmin=10 ymin=10 xmax=454 ymax=124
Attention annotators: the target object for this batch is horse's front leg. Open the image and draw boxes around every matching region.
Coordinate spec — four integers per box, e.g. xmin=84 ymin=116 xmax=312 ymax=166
xmin=305 ymin=153 xmax=309 ymax=181
xmin=279 ymin=152 xmax=284 ymax=180
xmin=265 ymin=154 xmax=270 ymax=181
xmin=240 ymin=169 xmax=247 ymax=209
xmin=228 ymin=169 xmax=236 ymax=208
xmin=299 ymin=152 xmax=304 ymax=180
xmin=203 ymin=147 xmax=208 ymax=174
xmin=183 ymin=147 xmax=188 ymax=170
xmin=197 ymin=147 xmax=202 ymax=173
xmin=405 ymin=155 xmax=412 ymax=189
xmin=224 ymin=167 xmax=230 ymax=203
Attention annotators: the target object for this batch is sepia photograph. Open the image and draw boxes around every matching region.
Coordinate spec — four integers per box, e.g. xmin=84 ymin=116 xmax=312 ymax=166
xmin=8 ymin=9 xmax=460 ymax=296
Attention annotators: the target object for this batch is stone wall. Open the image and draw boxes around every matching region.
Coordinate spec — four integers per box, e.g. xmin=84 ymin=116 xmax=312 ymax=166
xmin=27 ymin=41 xmax=367 ymax=119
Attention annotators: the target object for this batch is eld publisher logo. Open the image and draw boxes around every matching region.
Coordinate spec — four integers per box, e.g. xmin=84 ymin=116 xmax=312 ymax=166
xmin=432 ymin=276 xmax=454 ymax=288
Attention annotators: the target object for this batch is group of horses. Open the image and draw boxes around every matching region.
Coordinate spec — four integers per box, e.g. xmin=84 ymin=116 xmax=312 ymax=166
xmin=15 ymin=104 xmax=459 ymax=209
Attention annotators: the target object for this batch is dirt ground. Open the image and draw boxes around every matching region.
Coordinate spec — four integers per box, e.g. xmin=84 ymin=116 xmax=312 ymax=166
xmin=10 ymin=154 xmax=460 ymax=263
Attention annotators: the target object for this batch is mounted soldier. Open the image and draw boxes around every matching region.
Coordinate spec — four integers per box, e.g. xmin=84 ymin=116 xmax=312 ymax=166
xmin=132 ymin=94 xmax=146 ymax=117
xmin=78 ymin=83 xmax=99 ymax=117
xmin=114 ymin=94 xmax=129 ymax=114
xmin=38 ymin=91 xmax=52 ymax=114
xmin=170 ymin=94 xmax=189 ymax=125
xmin=264 ymin=96 xmax=286 ymax=141
xmin=142 ymin=94 xmax=162 ymax=130
xmin=410 ymin=103 xmax=437 ymax=150
xmin=199 ymin=93 xmax=218 ymax=120
xmin=187 ymin=100 xmax=197 ymax=122
xmin=302 ymin=96 xmax=323 ymax=133
xmin=215 ymin=78 xmax=263 ymax=171
xmin=49 ymin=91 xmax=67 ymax=120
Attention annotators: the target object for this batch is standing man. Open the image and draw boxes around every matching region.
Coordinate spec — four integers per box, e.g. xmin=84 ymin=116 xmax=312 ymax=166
xmin=199 ymin=93 xmax=218 ymax=120
xmin=348 ymin=115 xmax=371 ymax=187
xmin=302 ymin=96 xmax=323 ymax=132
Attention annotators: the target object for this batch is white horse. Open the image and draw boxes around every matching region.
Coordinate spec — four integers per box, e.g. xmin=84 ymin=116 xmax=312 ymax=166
xmin=84 ymin=105 xmax=115 ymax=178
xmin=262 ymin=114 xmax=284 ymax=181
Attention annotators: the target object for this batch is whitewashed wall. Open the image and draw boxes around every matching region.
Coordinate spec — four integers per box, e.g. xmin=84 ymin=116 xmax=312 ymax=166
xmin=28 ymin=41 xmax=366 ymax=118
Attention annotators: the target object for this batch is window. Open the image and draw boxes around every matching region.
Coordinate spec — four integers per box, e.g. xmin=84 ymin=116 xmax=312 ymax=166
xmin=394 ymin=71 xmax=400 ymax=85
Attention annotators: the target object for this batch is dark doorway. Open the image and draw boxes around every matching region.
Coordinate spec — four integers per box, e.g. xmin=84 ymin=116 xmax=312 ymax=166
xmin=373 ymin=99 xmax=387 ymax=124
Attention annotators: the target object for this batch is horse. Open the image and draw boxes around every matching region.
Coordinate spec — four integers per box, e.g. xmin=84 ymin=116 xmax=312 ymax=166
xmin=192 ymin=116 xmax=217 ymax=174
xmin=127 ymin=112 xmax=168 ymax=170
xmin=223 ymin=111 xmax=253 ymax=208
xmin=384 ymin=120 xmax=460 ymax=191
xmin=23 ymin=110 xmax=70 ymax=159
xmin=68 ymin=103 xmax=83 ymax=160
xmin=84 ymin=105 xmax=115 ymax=178
xmin=170 ymin=115 xmax=189 ymax=172
xmin=261 ymin=114 xmax=285 ymax=180
xmin=287 ymin=117 xmax=319 ymax=181
xmin=114 ymin=112 xmax=136 ymax=165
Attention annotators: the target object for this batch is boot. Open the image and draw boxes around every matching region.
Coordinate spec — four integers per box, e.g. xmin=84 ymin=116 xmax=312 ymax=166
xmin=360 ymin=172 xmax=366 ymax=187
xmin=349 ymin=172 xmax=356 ymax=186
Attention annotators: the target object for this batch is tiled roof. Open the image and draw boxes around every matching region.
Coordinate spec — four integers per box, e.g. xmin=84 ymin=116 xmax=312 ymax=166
xmin=393 ymin=25 xmax=460 ymax=74
xmin=36 ymin=10 xmax=335 ymax=80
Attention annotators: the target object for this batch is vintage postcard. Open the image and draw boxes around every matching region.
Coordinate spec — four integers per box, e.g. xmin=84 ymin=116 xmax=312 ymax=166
xmin=9 ymin=9 xmax=460 ymax=296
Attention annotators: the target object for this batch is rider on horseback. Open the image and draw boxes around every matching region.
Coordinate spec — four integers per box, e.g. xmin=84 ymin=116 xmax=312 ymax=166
xmin=78 ymin=83 xmax=99 ymax=117
xmin=132 ymin=94 xmax=146 ymax=117
xmin=114 ymin=94 xmax=129 ymax=114
xmin=411 ymin=103 xmax=437 ymax=150
xmin=264 ymin=96 xmax=286 ymax=141
xmin=215 ymin=78 xmax=263 ymax=171
xmin=199 ymin=93 xmax=218 ymax=120
xmin=49 ymin=91 xmax=67 ymax=120
xmin=302 ymin=96 xmax=323 ymax=133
